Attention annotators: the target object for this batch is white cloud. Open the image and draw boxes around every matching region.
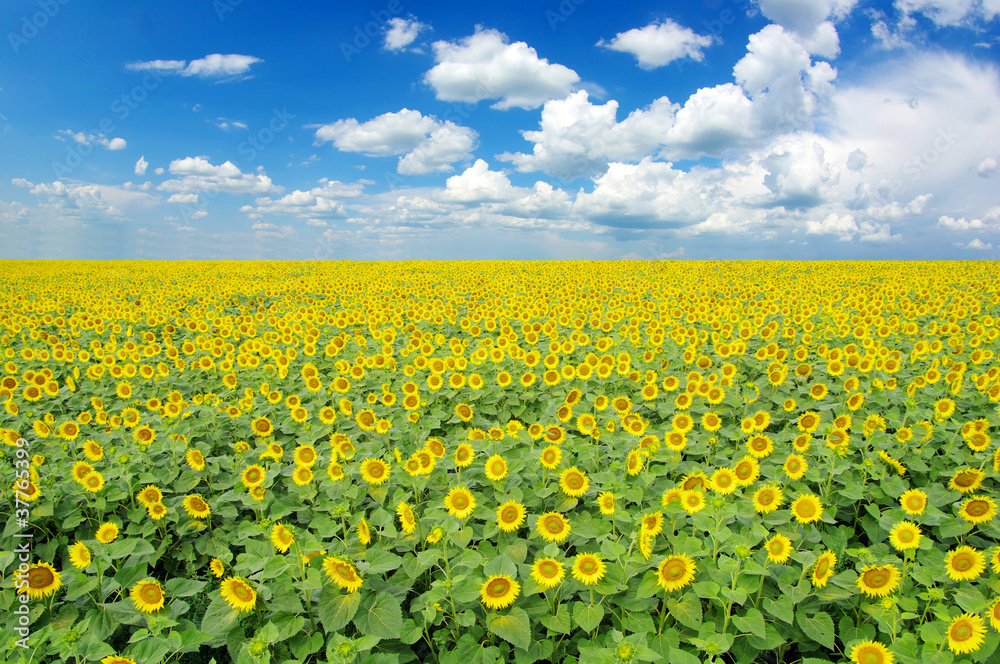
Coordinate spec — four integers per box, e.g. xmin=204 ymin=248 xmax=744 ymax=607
xmin=895 ymin=0 xmax=1000 ymax=26
xmin=597 ymin=19 xmax=715 ymax=69
xmin=938 ymin=214 xmax=992 ymax=230
xmin=135 ymin=156 xmax=148 ymax=176
xmin=977 ymin=156 xmax=998 ymax=176
xmin=157 ymin=157 xmax=283 ymax=195
xmin=213 ymin=118 xmax=248 ymax=131
xmin=56 ymin=130 xmax=127 ymax=150
xmin=166 ymin=193 xmax=200 ymax=205
xmin=806 ymin=212 xmax=859 ymax=239
xmin=126 ymin=54 xmax=262 ymax=79
xmin=957 ymin=237 xmax=993 ymax=249
xmin=314 ymin=109 xmax=476 ymax=174
xmin=27 ymin=181 xmax=159 ymax=220
xmin=11 ymin=178 xmax=34 ymax=188
xmin=758 ymin=0 xmax=858 ymax=56
xmin=384 ymin=17 xmax=428 ymax=51
xmin=242 ymin=179 xmax=366 ymax=219
xmin=424 ymin=28 xmax=580 ymax=110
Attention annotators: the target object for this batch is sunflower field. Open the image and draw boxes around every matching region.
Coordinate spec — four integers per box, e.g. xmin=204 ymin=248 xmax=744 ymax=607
xmin=2 ymin=260 xmax=1000 ymax=664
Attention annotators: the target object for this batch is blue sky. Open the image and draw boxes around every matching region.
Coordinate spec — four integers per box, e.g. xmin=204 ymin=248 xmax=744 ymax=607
xmin=1 ymin=0 xmax=999 ymax=259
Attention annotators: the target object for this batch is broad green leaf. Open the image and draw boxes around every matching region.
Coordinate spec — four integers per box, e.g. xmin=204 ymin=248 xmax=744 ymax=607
xmin=732 ymin=607 xmax=766 ymax=639
xmin=764 ymin=596 xmax=794 ymax=625
xmin=574 ymin=602 xmax=605 ymax=633
xmin=797 ymin=610 xmax=835 ymax=650
xmin=354 ymin=592 xmax=402 ymax=639
xmin=487 ymin=607 xmax=532 ymax=651
xmin=317 ymin=587 xmax=361 ymax=633
xmin=666 ymin=593 xmax=703 ymax=630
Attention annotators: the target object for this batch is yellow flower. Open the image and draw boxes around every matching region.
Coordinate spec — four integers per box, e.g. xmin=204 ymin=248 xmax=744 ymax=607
xmin=856 ymin=564 xmax=900 ymax=597
xmin=899 ymin=488 xmax=928 ymax=516
xmin=811 ymin=550 xmax=837 ymax=588
xmin=426 ymin=527 xmax=443 ymax=544
xmin=210 ymin=558 xmax=224 ymax=578
xmin=558 ymin=466 xmax=589 ymax=497
xmin=444 ymin=486 xmax=477 ymax=519
xmin=790 ymin=493 xmax=823 ymax=524
xmin=292 ymin=465 xmax=313 ymax=486
xmin=454 ymin=443 xmax=474 ymax=468
xmin=945 ymin=612 xmax=986 ymax=655
xmin=640 ymin=511 xmax=664 ymax=537
xmin=536 ymin=511 xmax=571 ymax=543
xmin=480 ymin=574 xmax=520 ymax=610
xmin=680 ymin=489 xmax=706 ymax=515
xmin=183 ymin=495 xmax=211 ymax=519
xmin=357 ymin=518 xmax=371 ymax=545
xmin=888 ymin=521 xmax=922 ymax=551
xmin=656 ymin=554 xmax=696 ymax=592
xmin=849 ymin=640 xmax=894 ymax=664
xmin=944 ymin=546 xmax=985 ymax=581
xmin=220 ymin=577 xmax=257 ymax=612
xmin=539 ymin=445 xmax=562 ymax=469
xmin=397 ymin=501 xmax=416 ymax=535
xmin=293 ymin=444 xmax=318 ymax=468
xmin=949 ymin=468 xmax=984 ymax=493
xmin=530 ymin=557 xmax=565 ymax=590
xmin=765 ymin=534 xmax=793 ymax=563
xmin=130 ymin=579 xmax=165 ymax=613
xmin=323 ymin=556 xmax=363 ymax=592
xmin=752 ymin=485 xmax=783 ymax=514
xmin=271 ymin=523 xmax=295 ymax=553
xmin=96 ymin=522 xmax=119 ymax=544
xmin=68 ymin=541 xmax=91 ymax=569
xmin=17 ymin=561 xmax=62 ymax=599
xmin=360 ymin=458 xmax=390 ymax=486
xmin=597 ymin=491 xmax=616 ymax=515
xmin=782 ymin=454 xmax=808 ymax=480
xmin=484 ymin=454 xmax=508 ymax=481
xmin=571 ymin=553 xmax=606 ymax=585
xmin=497 ymin=501 xmax=526 ymax=532
xmin=958 ymin=495 xmax=997 ymax=525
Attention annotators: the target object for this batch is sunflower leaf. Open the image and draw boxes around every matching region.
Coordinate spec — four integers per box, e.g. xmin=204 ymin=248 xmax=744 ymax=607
xmin=797 ymin=610 xmax=835 ymax=650
xmin=354 ymin=591 xmax=402 ymax=640
xmin=487 ymin=606 xmax=531 ymax=651
xmin=573 ymin=601 xmax=605 ymax=633
xmin=316 ymin=587 xmax=360 ymax=633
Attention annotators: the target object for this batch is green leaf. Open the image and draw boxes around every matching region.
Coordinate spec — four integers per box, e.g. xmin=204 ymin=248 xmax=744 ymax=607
xmin=666 ymin=593 xmax=703 ymax=630
xmin=200 ymin=594 xmax=240 ymax=643
xmin=797 ymin=610 xmax=835 ymax=650
xmin=574 ymin=602 xmax=605 ymax=633
xmin=541 ymin=603 xmax=571 ymax=634
xmin=764 ymin=596 xmax=794 ymax=625
xmin=354 ymin=592 xmax=402 ymax=639
xmin=164 ymin=577 xmax=207 ymax=598
xmin=732 ymin=608 xmax=766 ymax=639
xmin=487 ymin=607 xmax=532 ymax=651
xmin=666 ymin=647 xmax=702 ymax=664
xmin=622 ymin=610 xmax=655 ymax=634
xmin=363 ymin=549 xmax=403 ymax=575
xmin=317 ymin=587 xmax=361 ymax=633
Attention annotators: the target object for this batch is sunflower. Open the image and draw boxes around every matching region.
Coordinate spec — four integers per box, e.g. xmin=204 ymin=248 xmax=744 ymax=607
xmin=539 ymin=445 xmax=562 ymax=470
xmin=497 ymin=501 xmax=527 ymax=532
xmin=83 ymin=439 xmax=104 ymax=462
xmin=454 ymin=443 xmax=474 ymax=468
xmin=101 ymin=656 xmax=138 ymax=664
xmin=357 ymin=518 xmax=371 ymax=546
xmin=135 ymin=484 xmax=163 ymax=508
xmin=250 ymin=416 xmax=273 ymax=437
xmin=148 ymin=502 xmax=167 ymax=520
xmin=765 ymin=534 xmax=793 ymax=563
xmin=782 ymin=454 xmax=808 ymax=480
xmin=130 ymin=579 xmax=165 ymax=613
xmin=327 ymin=461 xmax=345 ymax=482
xmin=559 ymin=467 xmax=589 ymax=497
xmin=661 ymin=487 xmax=684 ymax=507
xmin=958 ymin=495 xmax=997 ymax=525
xmin=323 ymin=556 xmax=363 ymax=592
xmin=531 ymin=557 xmax=565 ymax=590
xmin=83 ymin=471 xmax=105 ymax=493
xmin=640 ymin=511 xmax=664 ymax=538
xmin=899 ymin=488 xmax=928 ymax=516
xmin=250 ymin=485 xmax=266 ymax=501
xmin=536 ymin=512 xmax=571 ymax=543
xmin=294 ymin=444 xmax=318 ymax=468
xmin=944 ymin=546 xmax=985 ymax=581
xmin=856 ymin=564 xmax=901 ymax=597
xmin=746 ymin=434 xmax=774 ymax=459
xmin=220 ymin=577 xmax=257 ymax=613
xmin=71 ymin=460 xmax=94 ymax=483
xmin=444 ymin=486 xmax=477 ymax=519
xmin=797 ymin=411 xmax=821 ymax=433
xmin=732 ymin=456 xmax=760 ymax=487
xmin=596 ymin=491 xmax=616 ymax=515
xmin=708 ymin=468 xmax=738 ymax=495
xmin=480 ymin=574 xmax=520 ymax=610
xmin=397 ymin=501 xmax=417 ymax=535
xmin=183 ymin=495 xmax=211 ymax=519
xmin=811 ymin=550 xmax=837 ymax=588
xmin=241 ymin=465 xmax=266 ymax=488
xmin=935 ymin=397 xmax=956 ymax=420
xmin=681 ymin=472 xmax=708 ymax=492
xmin=359 ymin=458 xmax=390 ymax=486
xmin=681 ymin=489 xmax=706 ymax=515
xmin=752 ymin=485 xmax=783 ymax=514
xmin=888 ymin=521 xmax=922 ymax=551
xmin=989 ymin=598 xmax=1000 ymax=632
xmin=210 ymin=558 xmax=225 ymax=578
xmin=849 ymin=640 xmax=894 ymax=664
xmin=96 ymin=522 xmax=119 ymax=544
xmin=949 ymin=468 xmax=985 ymax=494
xmin=271 ymin=523 xmax=295 ymax=553
xmin=790 ymin=494 xmax=823 ymax=524
xmin=18 ymin=561 xmax=62 ymax=599
xmin=625 ymin=449 xmax=644 ymax=476
xmin=945 ymin=612 xmax=986 ymax=655
xmin=292 ymin=465 xmax=313 ymax=486
xmin=572 ymin=553 xmax=606 ymax=586
xmin=484 ymin=454 xmax=508 ymax=481
xmin=68 ymin=541 xmax=91 ymax=569
xmin=656 ymin=554 xmax=696 ymax=592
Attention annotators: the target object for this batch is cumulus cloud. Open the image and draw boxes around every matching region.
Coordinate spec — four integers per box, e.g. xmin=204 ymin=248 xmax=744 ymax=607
xmin=241 ymin=179 xmax=366 ymax=220
xmin=895 ymin=0 xmax=1000 ymax=26
xmin=126 ymin=54 xmax=262 ymax=79
xmin=384 ymin=17 xmax=429 ymax=51
xmin=424 ymin=28 xmax=580 ymax=110
xmin=597 ymin=19 xmax=716 ymax=69
xmin=27 ymin=181 xmax=159 ymax=220
xmin=758 ymin=0 xmax=858 ymax=57
xmin=977 ymin=156 xmax=998 ymax=176
xmin=157 ymin=157 xmax=283 ymax=195
xmin=938 ymin=214 xmax=994 ymax=230
xmin=56 ymin=130 xmax=127 ymax=150
xmin=135 ymin=156 xmax=148 ymax=176
xmin=11 ymin=178 xmax=34 ymax=188
xmin=314 ymin=109 xmax=476 ymax=174
xmin=956 ymin=237 xmax=993 ymax=249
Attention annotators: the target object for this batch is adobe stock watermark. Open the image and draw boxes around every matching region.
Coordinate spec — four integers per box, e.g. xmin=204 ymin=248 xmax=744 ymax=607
xmin=213 ymin=0 xmax=245 ymax=21
xmin=9 ymin=435 xmax=34 ymax=649
xmin=175 ymin=107 xmax=295 ymax=222
xmin=867 ymin=124 xmax=961 ymax=208
xmin=8 ymin=0 xmax=70 ymax=54
xmin=51 ymin=70 xmax=164 ymax=177
xmin=340 ymin=0 xmax=404 ymax=63
xmin=546 ymin=0 xmax=586 ymax=30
